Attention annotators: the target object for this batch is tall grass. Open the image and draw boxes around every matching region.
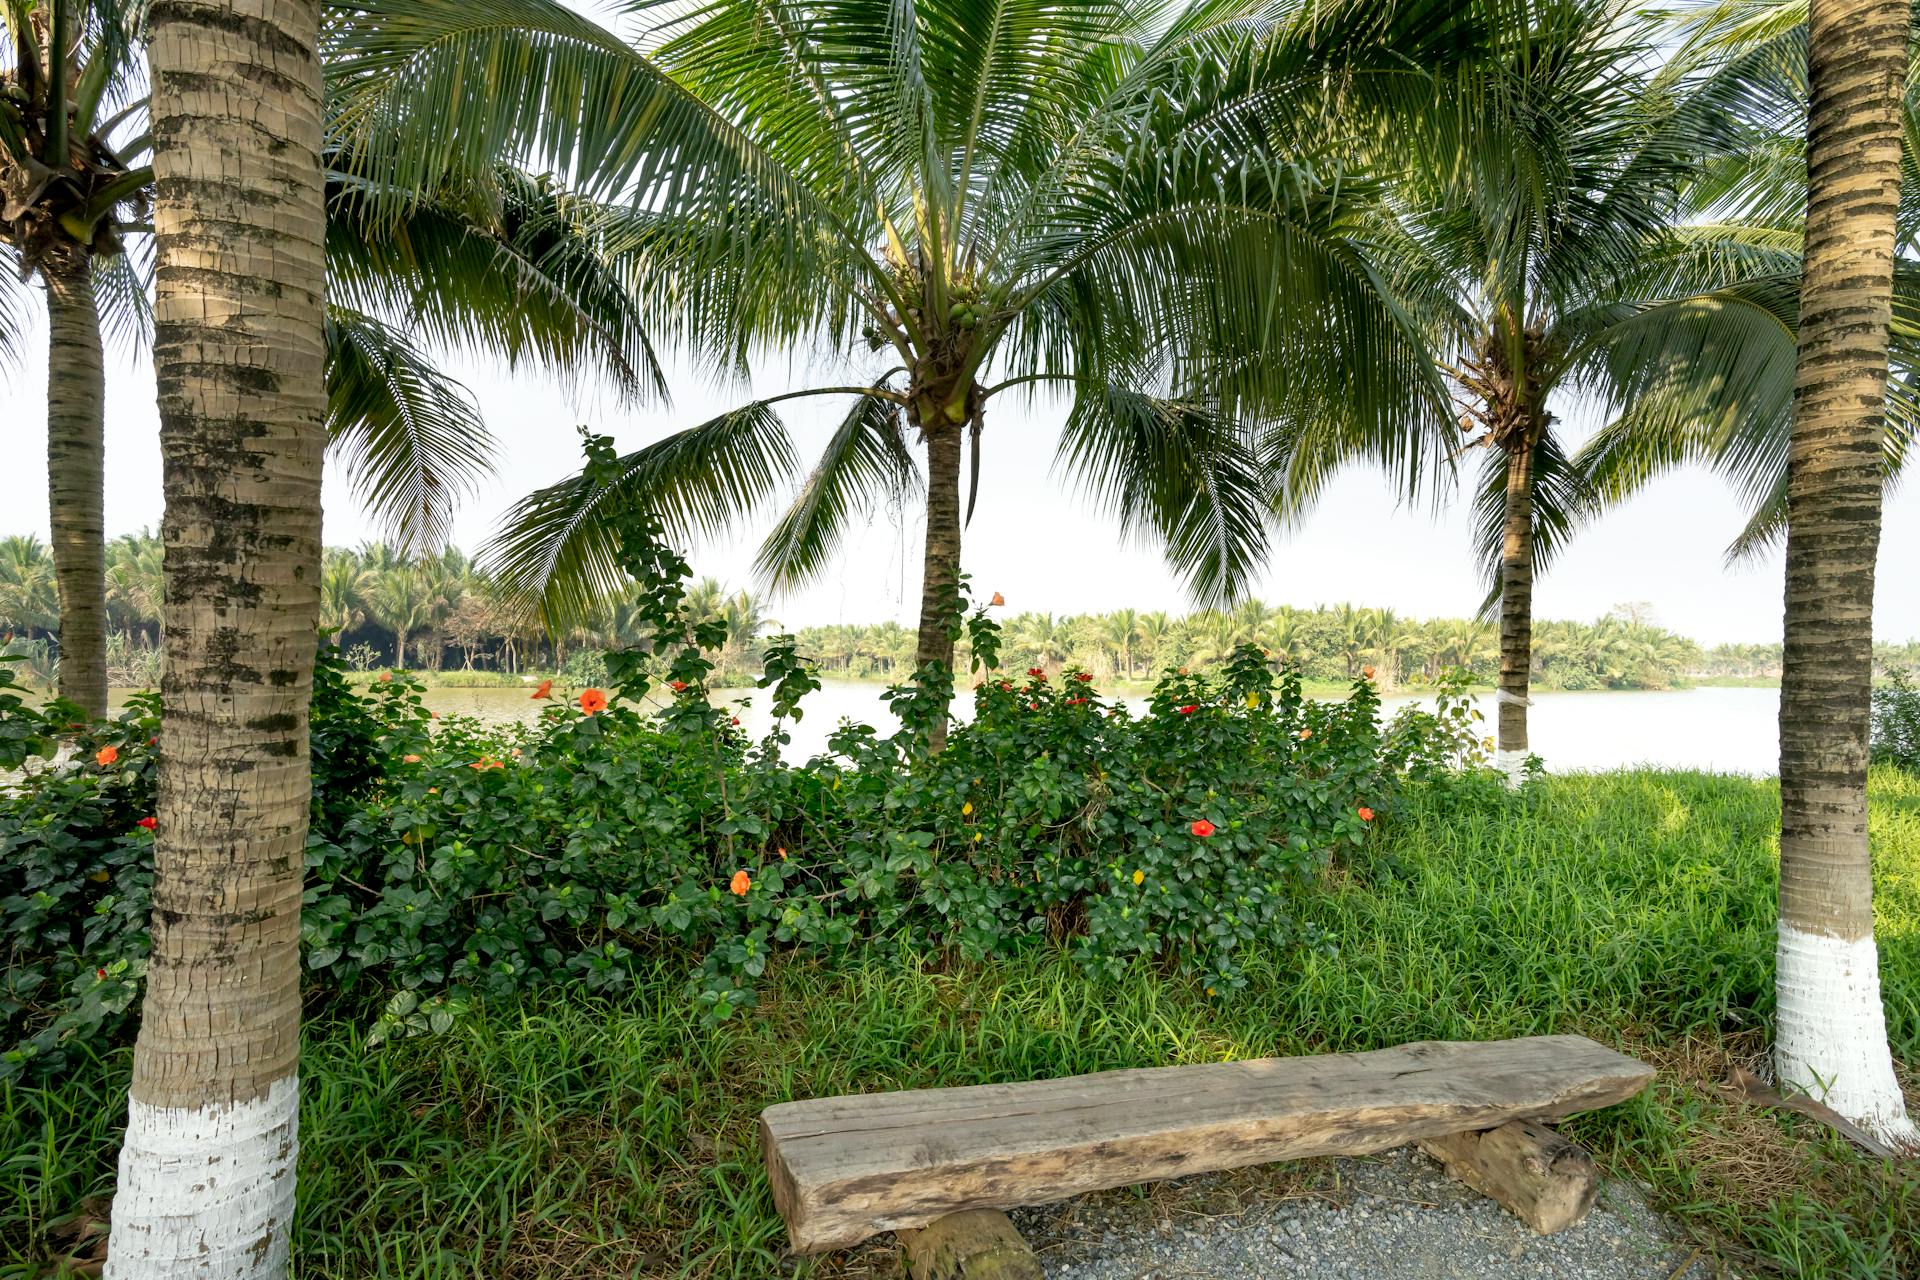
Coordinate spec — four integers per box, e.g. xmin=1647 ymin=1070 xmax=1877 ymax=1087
xmin=4 ymin=770 xmax=1915 ymax=1278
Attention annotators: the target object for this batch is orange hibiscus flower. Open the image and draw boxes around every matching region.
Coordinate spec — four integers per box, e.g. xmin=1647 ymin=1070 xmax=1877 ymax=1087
xmin=530 ymin=679 xmax=553 ymax=700
xmin=579 ymin=688 xmax=608 ymax=715
xmin=729 ymin=870 xmax=752 ymax=896
xmin=95 ymin=745 xmax=118 ymax=767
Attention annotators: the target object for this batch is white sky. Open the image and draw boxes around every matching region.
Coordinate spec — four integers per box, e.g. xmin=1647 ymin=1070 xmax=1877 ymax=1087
xmin=4 ymin=305 xmax=1917 ymax=646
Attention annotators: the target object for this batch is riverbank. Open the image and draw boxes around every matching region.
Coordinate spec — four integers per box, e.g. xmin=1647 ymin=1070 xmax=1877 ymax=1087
xmin=5 ymin=769 xmax=1913 ymax=1278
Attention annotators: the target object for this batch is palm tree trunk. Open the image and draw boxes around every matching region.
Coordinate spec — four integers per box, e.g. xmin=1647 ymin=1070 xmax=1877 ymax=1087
xmin=1496 ymin=437 xmax=1535 ymax=786
xmin=104 ymin=0 xmax=329 ymax=1273
xmin=1773 ymin=0 xmax=1918 ymax=1153
xmin=44 ymin=254 xmax=108 ymax=719
xmin=914 ymin=416 xmax=964 ymax=749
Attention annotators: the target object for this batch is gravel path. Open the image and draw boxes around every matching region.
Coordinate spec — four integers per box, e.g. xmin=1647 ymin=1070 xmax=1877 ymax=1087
xmin=1002 ymin=1147 xmax=1721 ymax=1280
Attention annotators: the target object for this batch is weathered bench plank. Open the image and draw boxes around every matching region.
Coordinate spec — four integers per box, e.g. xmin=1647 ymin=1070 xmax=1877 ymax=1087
xmin=761 ymin=1035 xmax=1652 ymax=1253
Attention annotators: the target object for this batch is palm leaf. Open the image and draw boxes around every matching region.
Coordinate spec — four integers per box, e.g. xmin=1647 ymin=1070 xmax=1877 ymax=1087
xmin=755 ymin=388 xmax=920 ymax=590
xmin=325 ymin=306 xmax=497 ymax=554
xmin=1055 ymin=382 xmax=1271 ymax=605
xmin=484 ymin=401 xmax=801 ymax=627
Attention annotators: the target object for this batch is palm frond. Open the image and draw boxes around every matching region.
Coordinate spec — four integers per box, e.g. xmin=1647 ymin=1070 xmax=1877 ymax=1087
xmin=483 ymin=402 xmax=800 ymax=627
xmin=327 ymin=163 xmax=667 ymax=400
xmin=755 ymin=388 xmax=920 ymax=590
xmin=91 ymin=237 xmax=153 ymax=353
xmin=325 ymin=306 xmax=497 ymax=554
xmin=0 ymin=248 xmax=29 ymax=373
xmin=1055 ymin=382 xmax=1271 ymax=606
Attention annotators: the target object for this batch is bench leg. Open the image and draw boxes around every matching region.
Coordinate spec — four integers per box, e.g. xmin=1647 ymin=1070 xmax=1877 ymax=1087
xmin=897 ymin=1209 xmax=1044 ymax=1280
xmin=1418 ymin=1119 xmax=1600 ymax=1234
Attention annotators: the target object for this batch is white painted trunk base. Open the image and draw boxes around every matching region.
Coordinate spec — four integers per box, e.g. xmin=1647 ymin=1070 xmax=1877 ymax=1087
xmin=105 ymin=1075 xmax=300 ymax=1279
xmin=1775 ymin=926 xmax=1920 ymax=1152
xmin=1496 ymin=749 xmax=1530 ymax=788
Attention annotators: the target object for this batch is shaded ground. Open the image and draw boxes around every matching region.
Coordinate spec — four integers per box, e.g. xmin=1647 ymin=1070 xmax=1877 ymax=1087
xmin=1005 ymin=1147 xmax=1720 ymax=1280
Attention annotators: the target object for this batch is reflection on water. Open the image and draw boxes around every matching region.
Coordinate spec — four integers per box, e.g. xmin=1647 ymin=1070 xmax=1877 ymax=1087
xmin=409 ymin=680 xmax=1784 ymax=776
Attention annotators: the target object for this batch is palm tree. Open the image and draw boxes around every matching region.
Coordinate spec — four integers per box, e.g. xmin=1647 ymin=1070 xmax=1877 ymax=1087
xmin=1573 ymin=3 xmax=1919 ymax=559
xmin=1103 ymin=608 xmax=1142 ymax=679
xmin=5 ymin=0 xmax=670 ymax=712
xmin=103 ymin=0 xmax=325 ymax=1270
xmin=1768 ymin=0 xmax=1919 ymax=1153
xmin=0 ymin=0 xmax=147 ymax=715
xmin=104 ymin=531 xmax=163 ymax=644
xmin=343 ymin=0 xmax=1471 ymax=734
xmin=319 ymin=548 xmax=371 ymax=635
xmin=359 ymin=544 xmax=437 ymax=667
xmin=0 ymin=534 xmax=59 ymax=633
xmin=1270 ymin=0 xmax=1758 ymax=781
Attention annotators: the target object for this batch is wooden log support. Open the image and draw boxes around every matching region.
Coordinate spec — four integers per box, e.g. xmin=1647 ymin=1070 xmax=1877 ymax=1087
xmin=760 ymin=1035 xmax=1652 ymax=1253
xmin=1419 ymin=1119 xmax=1600 ymax=1234
xmin=897 ymin=1210 xmax=1044 ymax=1280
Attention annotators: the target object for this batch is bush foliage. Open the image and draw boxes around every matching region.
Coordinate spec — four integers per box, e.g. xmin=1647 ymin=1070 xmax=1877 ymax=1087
xmin=1873 ymin=668 xmax=1920 ymax=773
xmin=1 ymin=438 xmax=1488 ymax=1076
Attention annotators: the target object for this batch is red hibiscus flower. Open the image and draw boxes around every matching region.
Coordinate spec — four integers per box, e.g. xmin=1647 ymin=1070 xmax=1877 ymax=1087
xmin=136 ymin=816 xmax=157 ymax=830
xmin=1191 ymin=819 xmax=1216 ymax=838
xmin=670 ymin=680 xmax=688 ymax=693
xmin=1177 ymin=705 xmax=1198 ymax=716
xmin=1027 ymin=667 xmax=1046 ymax=678
xmin=1075 ymin=672 xmax=1093 ymax=682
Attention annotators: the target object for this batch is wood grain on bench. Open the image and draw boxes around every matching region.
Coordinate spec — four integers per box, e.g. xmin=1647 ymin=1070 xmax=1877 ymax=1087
xmin=760 ymin=1034 xmax=1653 ymax=1252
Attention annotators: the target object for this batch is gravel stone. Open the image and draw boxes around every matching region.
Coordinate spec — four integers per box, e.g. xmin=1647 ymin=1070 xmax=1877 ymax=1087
xmin=1006 ymin=1146 xmax=1722 ymax=1280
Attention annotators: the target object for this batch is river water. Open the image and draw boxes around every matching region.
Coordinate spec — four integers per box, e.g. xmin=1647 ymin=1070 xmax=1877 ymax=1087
xmin=412 ymin=681 xmax=1785 ymax=776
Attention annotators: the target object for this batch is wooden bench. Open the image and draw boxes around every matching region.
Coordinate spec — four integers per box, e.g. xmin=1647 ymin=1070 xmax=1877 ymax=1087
xmin=760 ymin=1035 xmax=1653 ymax=1275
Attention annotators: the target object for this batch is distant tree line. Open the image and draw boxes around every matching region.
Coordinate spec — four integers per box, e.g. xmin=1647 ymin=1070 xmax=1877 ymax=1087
xmin=8 ymin=534 xmax=1919 ymax=693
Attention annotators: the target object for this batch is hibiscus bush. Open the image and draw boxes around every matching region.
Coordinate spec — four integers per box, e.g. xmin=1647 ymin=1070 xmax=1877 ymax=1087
xmin=0 ymin=436 xmax=1488 ymax=1071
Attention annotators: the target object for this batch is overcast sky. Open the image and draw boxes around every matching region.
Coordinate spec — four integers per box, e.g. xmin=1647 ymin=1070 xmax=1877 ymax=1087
xmin=4 ymin=302 xmax=1917 ymax=647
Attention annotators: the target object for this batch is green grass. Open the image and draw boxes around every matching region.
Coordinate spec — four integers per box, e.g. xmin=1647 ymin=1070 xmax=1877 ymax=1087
xmin=5 ymin=770 xmax=1917 ymax=1278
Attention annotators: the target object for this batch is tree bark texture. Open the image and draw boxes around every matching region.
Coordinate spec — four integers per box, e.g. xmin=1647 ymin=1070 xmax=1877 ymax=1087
xmin=105 ymin=0 xmax=331 ymax=1273
xmin=1496 ymin=436 xmax=1535 ymax=785
xmin=915 ymin=415 xmax=964 ymax=750
xmin=44 ymin=254 xmax=109 ymax=718
xmin=1774 ymin=0 xmax=1918 ymax=1152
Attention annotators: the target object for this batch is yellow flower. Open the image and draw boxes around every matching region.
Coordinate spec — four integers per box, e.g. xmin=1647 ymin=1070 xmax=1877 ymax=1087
xmin=962 ymin=801 xmax=973 ymax=816
xmin=1206 ymin=986 xmax=1216 ymax=997
xmin=1131 ymin=869 xmax=1145 ymax=886
xmin=973 ymin=832 xmax=982 ymax=843
xmin=1246 ymin=692 xmax=1260 ymax=709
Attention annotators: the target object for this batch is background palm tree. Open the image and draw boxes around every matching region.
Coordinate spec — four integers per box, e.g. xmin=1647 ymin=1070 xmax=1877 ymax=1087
xmin=1269 ymin=0 xmax=1766 ymax=782
xmin=0 ymin=533 xmax=59 ymax=633
xmin=329 ymin=0 xmax=1474 ymax=738
xmin=1572 ymin=1 xmax=1919 ymax=559
xmin=5 ymin=0 xmax=672 ymax=714
xmin=1768 ymin=0 xmax=1919 ymax=1152
xmin=1 ymin=0 xmax=147 ymax=715
xmin=104 ymin=0 xmax=327 ymax=1268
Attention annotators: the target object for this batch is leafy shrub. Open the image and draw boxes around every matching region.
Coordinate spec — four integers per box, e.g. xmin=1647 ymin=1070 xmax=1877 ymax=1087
xmin=0 ymin=435 xmax=1486 ymax=1070
xmin=1873 ymin=668 xmax=1920 ymax=772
